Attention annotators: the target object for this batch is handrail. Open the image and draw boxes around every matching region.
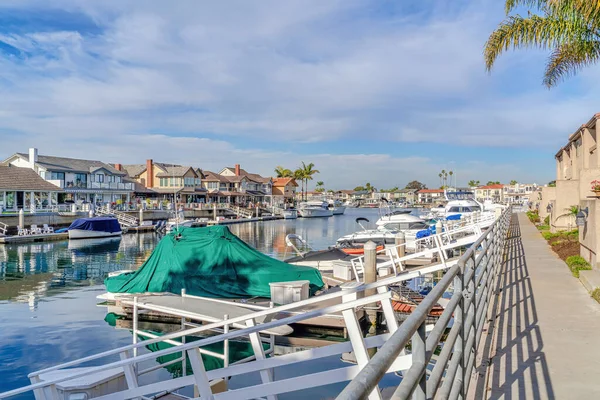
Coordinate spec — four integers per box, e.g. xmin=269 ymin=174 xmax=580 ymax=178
xmin=336 ymin=205 xmax=512 ymax=400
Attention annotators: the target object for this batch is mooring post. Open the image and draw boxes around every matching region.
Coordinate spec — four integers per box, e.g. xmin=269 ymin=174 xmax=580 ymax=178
xmin=213 ymin=203 xmax=218 ymax=222
xmin=139 ymin=208 xmax=144 ymax=225
xmin=395 ymin=231 xmax=406 ymax=258
xmin=436 ymin=220 xmax=443 ymax=235
xmin=364 ymin=240 xmax=378 ymax=353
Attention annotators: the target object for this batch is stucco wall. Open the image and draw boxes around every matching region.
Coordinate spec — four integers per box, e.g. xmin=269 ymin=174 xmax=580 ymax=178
xmin=538 ymin=186 xmax=556 ymax=222
xmin=580 ymin=199 xmax=600 ymax=267
xmin=552 ymin=179 xmax=579 ymax=232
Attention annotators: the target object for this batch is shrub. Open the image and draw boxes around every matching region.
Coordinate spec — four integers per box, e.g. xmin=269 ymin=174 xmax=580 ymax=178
xmin=544 ymin=215 xmax=550 ymax=225
xmin=537 ymin=224 xmax=550 ymax=231
xmin=592 ymin=288 xmax=600 ymax=304
xmin=566 ymin=255 xmax=592 ymax=278
xmin=526 ymin=210 xmax=540 ymax=223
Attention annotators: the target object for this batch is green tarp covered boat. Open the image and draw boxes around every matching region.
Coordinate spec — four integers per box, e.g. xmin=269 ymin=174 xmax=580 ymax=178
xmin=105 ymin=225 xmax=324 ymax=298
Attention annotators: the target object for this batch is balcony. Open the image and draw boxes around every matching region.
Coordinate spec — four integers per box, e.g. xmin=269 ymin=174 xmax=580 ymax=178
xmin=47 ymin=179 xmax=64 ymax=189
xmin=62 ymin=181 xmax=134 ymax=191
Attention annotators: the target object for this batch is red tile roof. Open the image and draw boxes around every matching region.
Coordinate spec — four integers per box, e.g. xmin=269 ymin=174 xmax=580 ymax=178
xmin=478 ymin=184 xmax=504 ymax=189
xmin=273 ymin=178 xmax=297 ymax=187
xmin=417 ymin=189 xmax=444 ymax=193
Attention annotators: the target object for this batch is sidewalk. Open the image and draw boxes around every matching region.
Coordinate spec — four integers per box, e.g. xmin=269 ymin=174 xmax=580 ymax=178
xmin=473 ymin=213 xmax=600 ymax=399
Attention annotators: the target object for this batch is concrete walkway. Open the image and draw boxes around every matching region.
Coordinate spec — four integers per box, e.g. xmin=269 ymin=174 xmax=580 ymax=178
xmin=473 ymin=213 xmax=600 ymax=399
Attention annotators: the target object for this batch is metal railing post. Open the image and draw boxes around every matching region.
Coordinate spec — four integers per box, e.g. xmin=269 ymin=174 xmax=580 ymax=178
xmin=455 ymin=265 xmax=466 ymax=400
xmin=411 ymin=321 xmax=426 ymax=400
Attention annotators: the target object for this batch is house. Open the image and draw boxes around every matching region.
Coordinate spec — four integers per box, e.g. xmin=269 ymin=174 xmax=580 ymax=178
xmin=202 ymin=171 xmax=246 ymax=204
xmin=397 ymin=189 xmax=418 ymax=204
xmin=3 ymin=148 xmax=133 ymax=207
xmin=417 ymin=189 xmax=444 ymax=204
xmin=121 ymin=160 xmax=207 ymax=204
xmin=475 ymin=184 xmax=505 ymax=203
xmin=503 ymin=183 xmax=538 ymax=205
xmin=0 ymin=165 xmax=64 ymax=212
xmin=538 ymin=112 xmax=600 ymax=267
xmin=272 ymin=178 xmax=298 ymax=202
xmin=219 ymin=164 xmax=273 ymax=204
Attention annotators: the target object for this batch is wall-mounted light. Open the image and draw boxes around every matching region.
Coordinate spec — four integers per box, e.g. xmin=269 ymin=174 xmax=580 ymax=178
xmin=576 ymin=207 xmax=589 ymax=227
xmin=546 ymin=203 xmax=552 ymax=213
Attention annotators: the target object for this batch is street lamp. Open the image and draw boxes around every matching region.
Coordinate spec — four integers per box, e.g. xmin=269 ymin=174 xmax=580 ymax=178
xmin=576 ymin=207 xmax=589 ymax=227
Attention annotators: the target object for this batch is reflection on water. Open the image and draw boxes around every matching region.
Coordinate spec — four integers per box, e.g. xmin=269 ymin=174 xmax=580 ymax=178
xmin=0 ymin=233 xmax=160 ymax=308
xmin=230 ymin=208 xmax=388 ymax=259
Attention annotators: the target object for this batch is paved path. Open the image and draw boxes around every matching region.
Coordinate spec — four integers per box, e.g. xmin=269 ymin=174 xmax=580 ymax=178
xmin=473 ymin=213 xmax=600 ymax=399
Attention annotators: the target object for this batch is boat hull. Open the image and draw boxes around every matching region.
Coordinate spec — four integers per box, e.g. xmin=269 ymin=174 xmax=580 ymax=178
xmin=298 ymin=208 xmax=333 ymax=218
xmin=282 ymin=210 xmax=298 ymax=219
xmin=68 ymin=229 xmax=122 ymax=240
xmin=332 ymin=206 xmax=346 ymax=215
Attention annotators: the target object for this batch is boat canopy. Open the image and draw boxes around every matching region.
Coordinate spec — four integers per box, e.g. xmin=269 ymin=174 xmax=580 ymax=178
xmin=68 ymin=217 xmax=121 ymax=233
xmin=105 ymin=225 xmax=324 ymax=299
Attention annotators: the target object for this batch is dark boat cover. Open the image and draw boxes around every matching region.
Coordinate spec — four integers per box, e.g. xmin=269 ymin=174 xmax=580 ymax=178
xmin=105 ymin=225 xmax=324 ymax=298
xmin=68 ymin=217 xmax=122 ymax=233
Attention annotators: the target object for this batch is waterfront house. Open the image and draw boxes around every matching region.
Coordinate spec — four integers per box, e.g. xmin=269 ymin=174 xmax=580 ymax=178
xmin=0 ymin=165 xmax=64 ymax=212
xmin=417 ymin=189 xmax=444 ymax=204
xmin=475 ymin=184 xmax=505 ymax=203
xmin=121 ymin=160 xmax=207 ymax=205
xmin=272 ymin=178 xmax=298 ymax=203
xmin=202 ymin=171 xmax=246 ymax=204
xmin=2 ymin=148 xmax=133 ymax=207
xmin=219 ymin=164 xmax=273 ymax=204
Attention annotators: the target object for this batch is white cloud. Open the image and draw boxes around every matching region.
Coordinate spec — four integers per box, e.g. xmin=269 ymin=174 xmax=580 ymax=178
xmin=0 ymin=0 xmax=593 ymax=187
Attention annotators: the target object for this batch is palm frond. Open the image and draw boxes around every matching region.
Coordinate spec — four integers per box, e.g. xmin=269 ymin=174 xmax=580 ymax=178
xmin=505 ymin=0 xmax=549 ymax=14
xmin=544 ymin=39 xmax=600 ymax=86
xmin=484 ymin=14 xmax=595 ymax=71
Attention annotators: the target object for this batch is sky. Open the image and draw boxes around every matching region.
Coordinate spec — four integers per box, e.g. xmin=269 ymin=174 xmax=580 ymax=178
xmin=0 ymin=0 xmax=598 ymax=190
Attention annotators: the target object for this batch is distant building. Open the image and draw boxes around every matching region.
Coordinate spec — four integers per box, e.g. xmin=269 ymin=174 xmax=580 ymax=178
xmin=272 ymin=178 xmax=298 ymax=202
xmin=502 ymin=183 xmax=538 ymax=205
xmin=3 ymin=148 xmax=133 ymax=207
xmin=219 ymin=164 xmax=273 ymax=204
xmin=417 ymin=189 xmax=444 ymax=204
xmin=475 ymin=184 xmax=505 ymax=203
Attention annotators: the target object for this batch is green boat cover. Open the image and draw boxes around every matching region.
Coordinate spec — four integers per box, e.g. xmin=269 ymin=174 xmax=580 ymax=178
xmin=104 ymin=225 xmax=324 ymax=298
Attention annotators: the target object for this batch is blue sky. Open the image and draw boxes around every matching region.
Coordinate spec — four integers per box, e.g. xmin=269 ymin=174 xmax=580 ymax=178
xmin=0 ymin=0 xmax=597 ymax=190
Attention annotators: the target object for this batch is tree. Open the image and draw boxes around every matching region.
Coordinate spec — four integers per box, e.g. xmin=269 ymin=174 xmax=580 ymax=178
xmin=354 ymin=186 xmax=366 ymax=192
xmin=468 ymin=180 xmax=480 ymax=187
xmin=365 ymin=182 xmax=376 ymax=193
xmin=438 ymin=173 xmax=443 ymax=187
xmin=315 ymin=181 xmax=325 ymax=193
xmin=510 ymin=180 xmax=518 ymax=185
xmin=486 ymin=181 xmax=501 ymax=185
xmin=448 ymin=171 xmax=454 ymax=187
xmin=274 ymin=166 xmax=293 ymax=178
xmin=485 ymin=0 xmax=600 ymax=87
xmin=405 ymin=181 xmax=427 ymax=190
xmin=548 ymin=180 xmax=557 ymax=187
xmin=298 ymin=162 xmax=320 ymax=200
xmin=294 ymin=168 xmax=305 ymax=201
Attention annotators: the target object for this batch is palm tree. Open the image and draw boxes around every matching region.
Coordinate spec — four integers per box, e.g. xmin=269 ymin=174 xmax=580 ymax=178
xmin=299 ymin=162 xmax=320 ymax=201
xmin=316 ymin=181 xmax=324 ymax=193
xmin=439 ymin=173 xmax=443 ymax=187
xmin=274 ymin=166 xmax=293 ymax=178
xmin=448 ymin=171 xmax=454 ymax=188
xmin=510 ymin=180 xmax=518 ymax=185
xmin=294 ymin=168 xmax=305 ymax=201
xmin=485 ymin=0 xmax=600 ymax=87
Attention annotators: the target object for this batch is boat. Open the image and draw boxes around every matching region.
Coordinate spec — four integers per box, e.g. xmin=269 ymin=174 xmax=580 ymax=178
xmin=165 ymin=209 xmax=196 ymax=233
xmin=423 ymin=190 xmax=498 ymax=228
xmin=328 ymin=200 xmax=346 ymax=215
xmin=297 ymin=200 xmax=333 ymax=218
xmin=282 ymin=208 xmax=298 ymax=219
xmin=335 ymin=218 xmax=399 ymax=248
xmin=67 ymin=217 xmax=122 ymax=240
xmin=104 ymin=225 xmax=324 ymax=299
xmin=284 ymin=234 xmax=353 ymax=271
xmin=360 ymin=198 xmax=381 ymax=208
xmin=337 ymin=242 xmax=385 ymax=255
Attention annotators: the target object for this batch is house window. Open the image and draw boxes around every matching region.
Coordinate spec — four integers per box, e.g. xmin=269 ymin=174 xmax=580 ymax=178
xmin=184 ymin=177 xmax=195 ymax=187
xmin=50 ymin=172 xmax=65 ymax=181
xmin=75 ymin=173 xmax=87 ymax=186
xmin=97 ymin=174 xmax=104 ymax=183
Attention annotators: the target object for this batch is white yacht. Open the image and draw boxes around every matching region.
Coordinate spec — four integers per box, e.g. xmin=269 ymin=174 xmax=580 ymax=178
xmin=335 ymin=218 xmax=400 ymax=252
xmin=282 ymin=209 xmax=298 ymax=219
xmin=329 ymin=199 xmax=346 ymax=215
xmin=297 ymin=200 xmax=333 ymax=218
xmin=284 ymin=234 xmax=352 ymax=272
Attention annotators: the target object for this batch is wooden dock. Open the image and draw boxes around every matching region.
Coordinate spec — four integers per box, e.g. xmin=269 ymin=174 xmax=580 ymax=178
xmin=0 ymin=232 xmax=68 ymax=244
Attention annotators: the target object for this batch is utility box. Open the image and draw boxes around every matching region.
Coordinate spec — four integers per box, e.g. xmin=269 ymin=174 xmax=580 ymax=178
xmin=269 ymin=280 xmax=310 ymax=305
xmin=333 ymin=261 xmax=355 ymax=281
xmin=36 ymin=367 xmax=126 ymax=400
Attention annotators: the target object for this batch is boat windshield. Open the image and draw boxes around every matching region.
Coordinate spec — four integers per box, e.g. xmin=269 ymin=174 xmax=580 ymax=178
xmin=446 ymin=191 xmax=475 ymax=201
xmin=448 ymin=206 xmax=481 ymax=213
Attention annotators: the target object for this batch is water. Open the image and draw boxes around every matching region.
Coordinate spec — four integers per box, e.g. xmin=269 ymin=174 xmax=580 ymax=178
xmin=0 ymin=209 xmax=404 ymax=399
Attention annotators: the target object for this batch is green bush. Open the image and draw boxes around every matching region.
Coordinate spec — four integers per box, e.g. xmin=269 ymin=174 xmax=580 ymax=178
xmin=592 ymin=288 xmax=600 ymax=304
xmin=542 ymin=229 xmax=578 ymax=242
xmin=526 ymin=210 xmax=540 ymax=223
xmin=566 ymin=255 xmax=592 ymax=278
xmin=544 ymin=215 xmax=550 ymax=225
xmin=537 ymin=224 xmax=550 ymax=231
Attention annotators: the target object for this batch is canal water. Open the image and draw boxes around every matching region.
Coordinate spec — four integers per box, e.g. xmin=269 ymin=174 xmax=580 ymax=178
xmin=0 ymin=208 xmax=405 ymax=399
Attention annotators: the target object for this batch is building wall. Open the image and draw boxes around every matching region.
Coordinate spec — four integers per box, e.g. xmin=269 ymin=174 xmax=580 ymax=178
xmin=538 ymin=186 xmax=556 ymax=222
xmin=551 ymin=179 xmax=579 ymax=232
xmin=579 ymin=199 xmax=600 ymax=267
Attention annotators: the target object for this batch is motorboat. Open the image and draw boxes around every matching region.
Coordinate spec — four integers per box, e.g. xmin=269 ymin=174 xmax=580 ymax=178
xmin=67 ymin=217 xmax=122 ymax=240
xmin=297 ymin=201 xmax=333 ymax=218
xmin=360 ymin=199 xmax=381 ymax=208
xmin=282 ymin=209 xmax=298 ymax=219
xmin=165 ymin=209 xmax=196 ymax=233
xmin=335 ymin=218 xmax=400 ymax=250
xmin=328 ymin=200 xmax=346 ymax=215
xmin=284 ymin=234 xmax=353 ymax=272
xmin=424 ymin=191 xmax=491 ymax=219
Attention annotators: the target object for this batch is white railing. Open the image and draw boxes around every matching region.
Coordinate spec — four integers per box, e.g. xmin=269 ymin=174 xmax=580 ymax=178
xmin=88 ymin=182 xmax=134 ymax=190
xmin=348 ymin=218 xmax=490 ymax=281
xmin=96 ymin=206 xmax=139 ymax=227
xmin=0 ymin=221 xmax=7 ymax=236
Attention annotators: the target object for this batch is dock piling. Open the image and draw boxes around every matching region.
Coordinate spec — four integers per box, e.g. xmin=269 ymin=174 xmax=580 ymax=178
xmin=363 ymin=241 xmax=379 ymax=352
xmin=395 ymin=232 xmax=406 ymax=258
